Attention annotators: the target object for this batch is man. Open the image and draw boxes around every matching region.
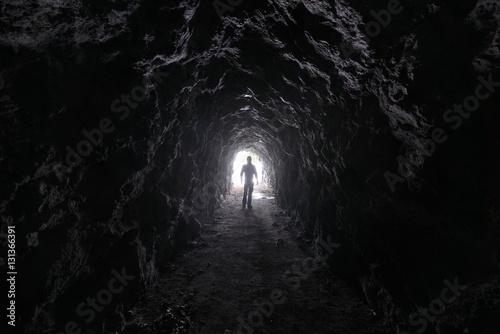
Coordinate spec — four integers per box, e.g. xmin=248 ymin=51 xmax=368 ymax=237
xmin=240 ymin=156 xmax=258 ymax=209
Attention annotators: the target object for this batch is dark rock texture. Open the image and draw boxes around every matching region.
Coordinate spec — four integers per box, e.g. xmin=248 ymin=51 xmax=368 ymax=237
xmin=1 ymin=0 xmax=499 ymax=333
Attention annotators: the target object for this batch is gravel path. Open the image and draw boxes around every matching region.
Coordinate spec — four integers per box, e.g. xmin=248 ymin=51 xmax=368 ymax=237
xmin=131 ymin=187 xmax=388 ymax=333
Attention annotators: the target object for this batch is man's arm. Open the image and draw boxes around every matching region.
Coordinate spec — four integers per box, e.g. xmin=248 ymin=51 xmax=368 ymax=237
xmin=240 ymin=166 xmax=245 ymax=184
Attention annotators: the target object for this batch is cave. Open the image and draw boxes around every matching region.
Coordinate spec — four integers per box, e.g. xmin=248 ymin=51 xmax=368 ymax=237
xmin=1 ymin=0 xmax=500 ymax=333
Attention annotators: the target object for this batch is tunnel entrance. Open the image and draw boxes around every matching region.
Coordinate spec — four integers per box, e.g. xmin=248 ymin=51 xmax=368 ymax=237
xmin=230 ymin=150 xmax=273 ymax=198
xmin=231 ymin=150 xmax=262 ymax=191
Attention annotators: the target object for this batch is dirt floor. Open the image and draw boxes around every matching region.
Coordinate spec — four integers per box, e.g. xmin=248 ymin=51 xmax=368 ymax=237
xmin=129 ymin=185 xmax=388 ymax=334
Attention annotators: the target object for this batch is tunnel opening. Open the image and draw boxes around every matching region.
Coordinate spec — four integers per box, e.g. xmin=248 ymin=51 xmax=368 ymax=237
xmin=3 ymin=0 xmax=499 ymax=333
xmin=229 ymin=149 xmax=274 ymax=199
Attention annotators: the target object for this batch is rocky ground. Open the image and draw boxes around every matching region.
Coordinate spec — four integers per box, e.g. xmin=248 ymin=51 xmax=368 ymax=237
xmin=126 ymin=186 xmax=388 ymax=334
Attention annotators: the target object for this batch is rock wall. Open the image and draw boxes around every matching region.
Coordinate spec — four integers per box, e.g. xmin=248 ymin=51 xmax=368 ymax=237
xmin=1 ymin=0 xmax=499 ymax=332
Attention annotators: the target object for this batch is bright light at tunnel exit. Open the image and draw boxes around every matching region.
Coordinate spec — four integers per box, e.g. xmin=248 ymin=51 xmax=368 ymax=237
xmin=231 ymin=151 xmax=263 ymax=187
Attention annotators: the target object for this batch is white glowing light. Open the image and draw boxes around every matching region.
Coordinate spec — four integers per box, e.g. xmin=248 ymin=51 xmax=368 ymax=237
xmin=231 ymin=150 xmax=263 ymax=186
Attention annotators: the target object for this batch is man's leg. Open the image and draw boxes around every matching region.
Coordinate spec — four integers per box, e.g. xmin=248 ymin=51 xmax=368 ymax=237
xmin=248 ymin=182 xmax=254 ymax=208
xmin=243 ymin=183 xmax=248 ymax=207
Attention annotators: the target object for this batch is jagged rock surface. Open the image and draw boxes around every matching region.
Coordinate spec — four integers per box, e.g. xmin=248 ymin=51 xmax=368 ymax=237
xmin=1 ymin=0 xmax=499 ymax=333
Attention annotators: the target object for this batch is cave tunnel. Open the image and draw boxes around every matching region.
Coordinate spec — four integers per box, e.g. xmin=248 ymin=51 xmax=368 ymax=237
xmin=1 ymin=0 xmax=500 ymax=333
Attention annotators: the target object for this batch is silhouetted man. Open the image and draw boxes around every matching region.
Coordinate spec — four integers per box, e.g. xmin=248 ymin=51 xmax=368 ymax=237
xmin=240 ymin=156 xmax=258 ymax=208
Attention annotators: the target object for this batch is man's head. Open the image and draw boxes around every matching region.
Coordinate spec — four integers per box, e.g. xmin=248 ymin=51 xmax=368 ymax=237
xmin=247 ymin=156 xmax=252 ymax=163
